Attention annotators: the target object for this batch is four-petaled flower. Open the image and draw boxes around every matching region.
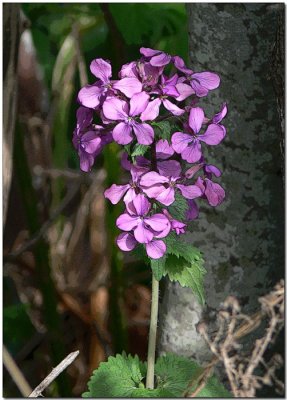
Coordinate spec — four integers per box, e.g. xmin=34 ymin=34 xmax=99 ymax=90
xmin=78 ymin=58 xmax=142 ymax=109
xmin=140 ymin=171 xmax=203 ymax=206
xmin=103 ymin=92 xmax=155 ymax=145
xmin=116 ymin=194 xmax=171 ymax=244
xmin=171 ymin=107 xmax=225 ymax=163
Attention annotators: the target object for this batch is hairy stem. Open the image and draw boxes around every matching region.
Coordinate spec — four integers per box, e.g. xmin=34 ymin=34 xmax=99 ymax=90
xmin=146 ymin=274 xmax=159 ymax=389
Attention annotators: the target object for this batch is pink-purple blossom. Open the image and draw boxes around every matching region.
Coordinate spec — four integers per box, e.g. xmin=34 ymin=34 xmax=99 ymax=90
xmin=72 ymin=48 xmax=227 ymax=260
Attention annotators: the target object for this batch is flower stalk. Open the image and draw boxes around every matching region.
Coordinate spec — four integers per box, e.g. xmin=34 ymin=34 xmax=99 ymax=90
xmin=146 ymin=273 xmax=159 ymax=389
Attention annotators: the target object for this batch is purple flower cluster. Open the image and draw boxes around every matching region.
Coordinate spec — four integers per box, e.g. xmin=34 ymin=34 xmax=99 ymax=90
xmin=73 ymin=47 xmax=227 ymax=259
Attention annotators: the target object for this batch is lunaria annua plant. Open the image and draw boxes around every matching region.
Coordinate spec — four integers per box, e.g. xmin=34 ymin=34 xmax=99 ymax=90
xmin=74 ymin=48 xmax=229 ymax=396
xmin=73 ymin=47 xmax=227 ymax=260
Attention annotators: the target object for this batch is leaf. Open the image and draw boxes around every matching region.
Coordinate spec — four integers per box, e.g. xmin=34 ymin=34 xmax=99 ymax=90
xmin=131 ymin=143 xmax=149 ymax=158
xmin=153 ymin=121 xmax=172 ymax=141
xmin=164 ymin=255 xmax=206 ymax=305
xmin=150 ymin=256 xmax=166 ymax=281
xmin=169 ymin=192 xmax=189 ymax=220
xmin=130 ymin=387 xmax=174 ymax=397
xmin=163 ymin=233 xmax=206 ymax=304
xmin=155 ymin=353 xmax=231 ymax=397
xmin=82 ymin=353 xmax=146 ymax=398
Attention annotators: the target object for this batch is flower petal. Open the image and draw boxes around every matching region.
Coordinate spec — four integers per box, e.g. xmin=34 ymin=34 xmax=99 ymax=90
xmin=132 ymin=194 xmax=151 ymax=216
xmin=150 ymin=52 xmax=171 ymax=67
xmin=191 ymin=80 xmax=209 ymax=97
xmin=158 ymin=160 xmax=181 ymax=178
xmin=145 ymin=240 xmax=166 ymax=259
xmin=176 ymin=184 xmax=203 ymax=199
xmin=123 ymin=187 xmax=137 ymax=206
xmin=205 ymin=164 xmax=222 ymax=177
xmin=140 ymin=171 xmax=169 ymax=187
xmin=140 ymin=47 xmax=160 ymax=57
xmin=155 ymin=186 xmax=175 ymax=206
xmin=102 ymin=97 xmax=128 ymax=121
xmin=129 ymin=92 xmax=150 ymax=117
xmin=181 ymin=141 xmax=202 ymax=163
xmin=199 ymin=124 xmax=225 ymax=145
xmin=112 ymin=122 xmax=133 ymax=145
xmin=119 ymin=61 xmax=138 ymax=79
xmin=133 ymin=122 xmax=154 ymax=145
xmin=116 ymin=213 xmax=139 ymax=231
xmin=117 ymin=232 xmax=137 ymax=251
xmin=192 ymin=71 xmax=220 ymax=90
xmin=145 ymin=214 xmax=170 ymax=232
xmin=77 ymin=84 xmax=102 ymax=108
xmin=162 ymin=99 xmax=185 ymax=116
xmin=185 ymin=164 xmax=203 ymax=179
xmin=212 ymin=102 xmax=228 ymax=124
xmin=90 ymin=58 xmax=112 ymax=83
xmin=171 ymin=132 xmax=192 ymax=154
xmin=189 ymin=107 xmax=204 ymax=134
xmin=140 ymin=98 xmax=161 ymax=122
xmin=79 ymin=152 xmax=94 ymax=172
xmin=156 ymin=139 xmax=175 ymax=160
xmin=113 ymin=77 xmax=142 ymax=98
xmin=76 ymin=106 xmax=93 ymax=128
xmin=205 ymin=179 xmax=225 ymax=207
xmin=173 ymin=56 xmax=193 ymax=74
xmin=81 ymin=131 xmax=101 ymax=154
xmin=186 ymin=200 xmax=199 ymax=220
xmin=134 ymin=221 xmax=154 ymax=244
xmin=104 ymin=184 xmax=130 ymax=204
xmin=175 ymin=82 xmax=195 ymax=101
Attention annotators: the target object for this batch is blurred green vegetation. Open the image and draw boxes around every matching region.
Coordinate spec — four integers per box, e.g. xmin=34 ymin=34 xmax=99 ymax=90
xmin=4 ymin=3 xmax=188 ymax=397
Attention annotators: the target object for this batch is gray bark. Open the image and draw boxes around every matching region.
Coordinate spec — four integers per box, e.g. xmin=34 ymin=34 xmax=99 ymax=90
xmin=159 ymin=4 xmax=284 ymax=363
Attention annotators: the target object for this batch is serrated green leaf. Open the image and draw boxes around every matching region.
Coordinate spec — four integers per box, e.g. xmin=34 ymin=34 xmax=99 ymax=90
xmin=131 ymin=143 xmax=149 ymax=158
xmin=153 ymin=121 xmax=172 ymax=141
xmin=155 ymin=353 xmax=231 ymax=398
xmin=169 ymin=192 xmax=189 ymax=220
xmin=82 ymin=353 xmax=146 ymax=397
xmin=150 ymin=256 xmax=166 ymax=281
xmin=130 ymin=387 xmax=174 ymax=397
xmin=165 ymin=233 xmax=205 ymax=267
xmin=164 ymin=255 xmax=205 ymax=305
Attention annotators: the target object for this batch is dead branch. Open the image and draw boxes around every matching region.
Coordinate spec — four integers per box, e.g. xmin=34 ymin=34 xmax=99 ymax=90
xmin=190 ymin=280 xmax=284 ymax=398
xmin=29 ymin=350 xmax=80 ymax=397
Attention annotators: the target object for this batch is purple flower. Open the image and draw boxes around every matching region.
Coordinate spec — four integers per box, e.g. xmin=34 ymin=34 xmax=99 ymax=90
xmin=132 ymin=139 xmax=182 ymax=178
xmin=117 ymin=232 xmax=167 ymax=259
xmin=141 ymin=74 xmax=185 ymax=120
xmin=140 ymin=47 xmax=172 ymax=67
xmin=78 ymin=58 xmax=142 ymax=109
xmin=171 ymin=107 xmax=226 ymax=163
xmin=195 ymin=176 xmax=225 ymax=207
xmin=116 ymin=194 xmax=171 ymax=244
xmin=104 ymin=165 xmax=148 ymax=206
xmin=119 ymin=60 xmax=162 ymax=88
xmin=73 ymin=106 xmax=112 ymax=172
xmin=103 ymin=92 xmax=155 ymax=145
xmin=140 ymin=171 xmax=202 ymax=206
xmin=173 ymin=56 xmax=220 ymax=98
xmin=162 ymin=209 xmax=186 ymax=235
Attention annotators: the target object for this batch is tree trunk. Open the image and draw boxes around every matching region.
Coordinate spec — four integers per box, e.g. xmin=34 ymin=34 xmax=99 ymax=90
xmin=159 ymin=3 xmax=284 ymax=363
xmin=3 ymin=4 xmax=21 ymax=225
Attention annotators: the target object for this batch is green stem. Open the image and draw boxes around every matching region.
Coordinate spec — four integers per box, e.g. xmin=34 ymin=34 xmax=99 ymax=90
xmin=146 ymin=273 xmax=159 ymax=389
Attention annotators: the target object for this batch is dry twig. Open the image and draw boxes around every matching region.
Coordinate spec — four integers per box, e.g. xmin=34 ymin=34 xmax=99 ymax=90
xmin=29 ymin=350 xmax=80 ymax=397
xmin=190 ymin=280 xmax=284 ymax=398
